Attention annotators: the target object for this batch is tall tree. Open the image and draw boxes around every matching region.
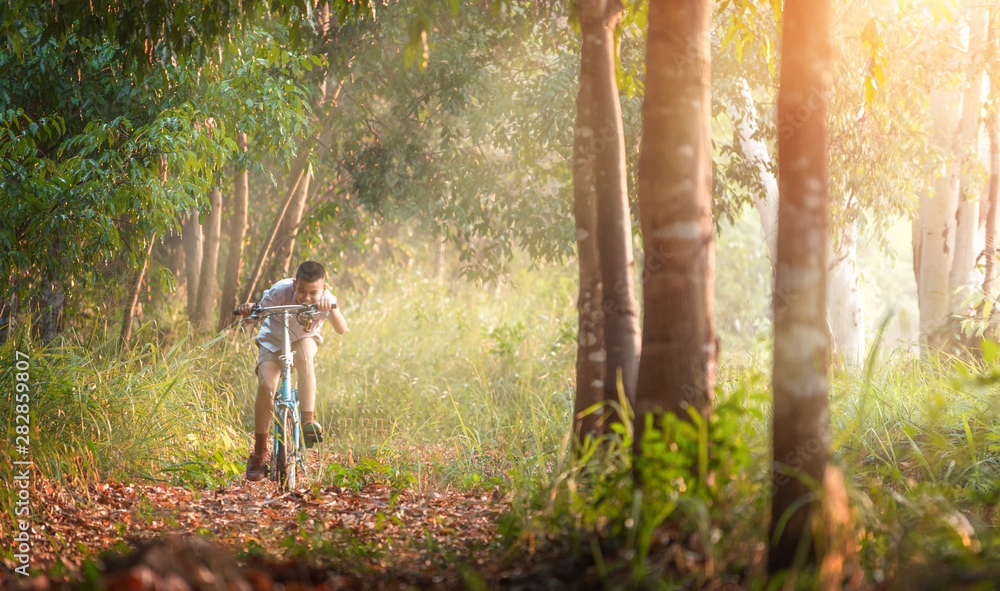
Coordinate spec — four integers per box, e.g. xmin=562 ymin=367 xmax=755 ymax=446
xmin=949 ymin=2 xmax=989 ymax=315
xmin=571 ymin=1 xmax=606 ymax=439
xmin=634 ymin=0 xmax=716 ymax=440
xmin=183 ymin=209 xmax=204 ymax=318
xmin=769 ymin=0 xmax=834 ymax=572
xmin=193 ymin=187 xmax=223 ymax=332
xmin=120 ymin=232 xmax=157 ymax=347
xmin=218 ymin=132 xmax=250 ymax=331
xmin=582 ymin=0 xmax=641 ymax=414
xmin=913 ymin=2 xmax=989 ymax=348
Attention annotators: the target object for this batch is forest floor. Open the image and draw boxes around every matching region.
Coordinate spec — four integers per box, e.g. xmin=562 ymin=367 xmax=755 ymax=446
xmin=3 ymin=448 xmax=680 ymax=591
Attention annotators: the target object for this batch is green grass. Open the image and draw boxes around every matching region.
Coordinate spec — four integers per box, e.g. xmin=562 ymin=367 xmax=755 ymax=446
xmin=0 ymin=321 xmax=248 ymax=488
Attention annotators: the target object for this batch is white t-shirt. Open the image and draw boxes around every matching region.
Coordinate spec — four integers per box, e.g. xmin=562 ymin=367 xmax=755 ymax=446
xmin=252 ymin=278 xmax=336 ymax=352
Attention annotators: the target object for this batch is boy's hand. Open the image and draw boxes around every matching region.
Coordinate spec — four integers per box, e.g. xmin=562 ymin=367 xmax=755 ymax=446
xmin=237 ymin=302 xmax=257 ymax=317
xmin=316 ymin=295 xmax=335 ymax=313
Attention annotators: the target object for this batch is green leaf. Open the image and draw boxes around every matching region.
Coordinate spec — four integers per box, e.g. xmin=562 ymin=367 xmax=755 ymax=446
xmin=982 ymin=339 xmax=999 ymax=365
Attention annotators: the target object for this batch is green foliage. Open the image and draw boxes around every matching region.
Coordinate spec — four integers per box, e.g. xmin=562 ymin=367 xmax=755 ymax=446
xmin=1 ymin=0 xmax=372 ymax=71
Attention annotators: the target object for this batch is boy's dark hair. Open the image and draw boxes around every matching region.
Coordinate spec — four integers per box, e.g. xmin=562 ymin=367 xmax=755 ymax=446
xmin=295 ymin=261 xmax=326 ymax=283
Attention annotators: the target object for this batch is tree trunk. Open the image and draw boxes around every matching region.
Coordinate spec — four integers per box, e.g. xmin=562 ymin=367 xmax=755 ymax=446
xmin=153 ymin=227 xmax=184 ymax=310
xmin=984 ymin=110 xmax=999 ymax=326
xmin=950 ymin=3 xmax=989 ymax=315
xmin=580 ymin=0 xmax=640 ymax=418
xmin=768 ymin=0 xmax=835 ymax=574
xmin=571 ymin=12 xmax=606 ymax=440
xmin=120 ymin=232 xmax=157 ymax=347
xmin=268 ymin=167 xmax=312 ymax=281
xmin=241 ymin=160 xmax=310 ymax=304
xmin=218 ymin=132 xmax=250 ymax=331
xmin=193 ymin=186 xmax=223 ymax=332
xmin=827 ymin=219 xmax=865 ymax=366
xmin=728 ymin=78 xmax=778 ymax=264
xmin=634 ymin=0 xmax=716 ymax=441
xmin=915 ymin=89 xmax=962 ymax=347
xmin=731 ymin=82 xmax=864 ymax=366
xmin=182 ymin=207 xmax=203 ymax=318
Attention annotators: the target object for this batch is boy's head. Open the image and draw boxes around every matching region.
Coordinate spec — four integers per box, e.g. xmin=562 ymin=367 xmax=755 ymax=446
xmin=293 ymin=261 xmax=327 ymax=305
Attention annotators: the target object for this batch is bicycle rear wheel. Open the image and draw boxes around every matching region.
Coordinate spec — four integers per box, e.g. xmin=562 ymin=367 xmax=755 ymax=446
xmin=274 ymin=407 xmax=297 ymax=490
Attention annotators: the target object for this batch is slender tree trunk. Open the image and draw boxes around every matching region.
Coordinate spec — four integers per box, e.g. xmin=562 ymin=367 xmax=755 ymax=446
xmin=241 ymin=161 xmax=310 ymax=304
xmin=728 ymin=78 xmax=778 ymax=264
xmin=182 ymin=207 xmax=203 ymax=318
xmin=768 ymin=0 xmax=835 ymax=573
xmin=827 ymin=218 xmax=865 ymax=366
xmin=269 ymin=168 xmax=312 ymax=281
xmin=572 ymin=15 xmax=605 ymax=440
xmin=915 ymin=90 xmax=962 ymax=348
xmin=218 ymin=132 xmax=250 ymax=331
xmin=120 ymin=232 xmax=157 ymax=347
xmin=950 ymin=3 xmax=989 ymax=315
xmin=634 ymin=0 xmax=716 ymax=443
xmin=193 ymin=187 xmax=223 ymax=332
xmin=983 ymin=111 xmax=999 ymax=324
xmin=581 ymin=0 xmax=640 ymax=417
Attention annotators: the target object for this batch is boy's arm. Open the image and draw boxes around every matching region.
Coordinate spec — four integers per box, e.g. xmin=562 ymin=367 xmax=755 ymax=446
xmin=320 ymin=287 xmax=348 ymax=334
xmin=328 ymin=307 xmax=348 ymax=335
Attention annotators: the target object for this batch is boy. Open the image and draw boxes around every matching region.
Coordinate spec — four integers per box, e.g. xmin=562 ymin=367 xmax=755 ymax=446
xmin=236 ymin=261 xmax=348 ymax=482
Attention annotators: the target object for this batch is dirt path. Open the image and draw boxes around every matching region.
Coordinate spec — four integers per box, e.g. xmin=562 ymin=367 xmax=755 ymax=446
xmin=1 ymin=451 xmax=509 ymax=590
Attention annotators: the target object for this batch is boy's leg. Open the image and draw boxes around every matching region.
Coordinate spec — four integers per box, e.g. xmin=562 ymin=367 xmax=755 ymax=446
xmin=247 ymin=359 xmax=280 ymax=481
xmin=293 ymin=337 xmax=323 ymax=446
xmin=255 ymin=361 xmax=281 ymax=434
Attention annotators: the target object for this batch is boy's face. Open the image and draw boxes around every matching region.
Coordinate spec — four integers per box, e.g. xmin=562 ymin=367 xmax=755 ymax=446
xmin=293 ymin=278 xmax=326 ymax=305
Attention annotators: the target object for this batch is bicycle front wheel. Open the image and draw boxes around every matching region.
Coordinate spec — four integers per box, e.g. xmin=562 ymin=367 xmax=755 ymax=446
xmin=274 ymin=407 xmax=297 ymax=490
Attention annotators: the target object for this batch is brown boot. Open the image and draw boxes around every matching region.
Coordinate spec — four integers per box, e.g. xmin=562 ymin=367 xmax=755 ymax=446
xmin=246 ymin=450 xmax=269 ymax=482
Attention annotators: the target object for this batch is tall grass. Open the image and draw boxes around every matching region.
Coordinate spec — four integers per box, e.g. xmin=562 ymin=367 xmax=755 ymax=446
xmin=0 ymin=320 xmax=249 ymax=488
xmin=305 ymin=257 xmax=578 ymax=487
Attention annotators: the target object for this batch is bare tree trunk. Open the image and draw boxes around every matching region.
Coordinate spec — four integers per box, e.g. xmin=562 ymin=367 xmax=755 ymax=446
xmin=193 ymin=187 xmax=223 ymax=332
xmin=728 ymin=78 xmax=778 ymax=264
xmin=984 ymin=110 xmax=999 ymax=324
xmin=950 ymin=2 xmax=989 ymax=314
xmin=182 ymin=207 xmax=203 ymax=319
xmin=580 ymin=0 xmax=640 ymax=419
xmin=634 ymin=0 xmax=716 ymax=442
xmin=120 ymin=232 xmax=157 ymax=347
xmin=827 ymin=218 xmax=865 ymax=366
xmin=917 ymin=90 xmax=962 ymax=348
xmin=242 ymin=161 xmax=310 ymax=304
xmin=769 ymin=0 xmax=835 ymax=573
xmin=218 ymin=132 xmax=250 ymax=331
xmin=571 ymin=12 xmax=605 ymax=440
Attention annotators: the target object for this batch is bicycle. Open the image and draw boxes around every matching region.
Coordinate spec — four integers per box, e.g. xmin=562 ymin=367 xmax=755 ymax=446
xmin=234 ymin=303 xmax=322 ymax=490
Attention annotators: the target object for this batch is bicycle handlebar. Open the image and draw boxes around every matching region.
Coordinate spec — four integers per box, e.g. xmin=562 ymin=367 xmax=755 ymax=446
xmin=232 ymin=304 xmax=319 ymax=318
